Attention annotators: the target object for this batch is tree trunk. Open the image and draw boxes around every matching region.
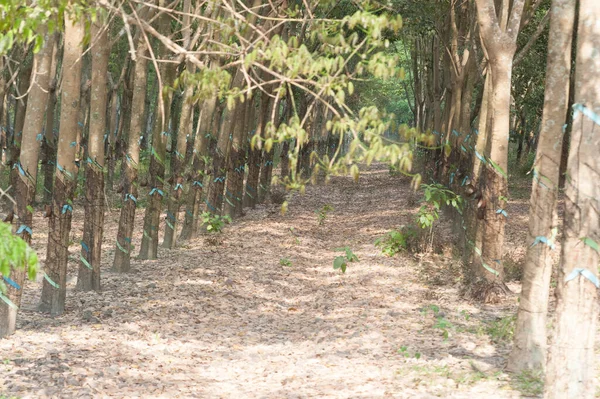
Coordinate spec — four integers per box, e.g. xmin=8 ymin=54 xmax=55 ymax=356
xmin=105 ymin=85 xmax=120 ymax=190
xmin=112 ymin=38 xmax=149 ymax=272
xmin=205 ymin=77 xmax=241 ymax=217
xmin=163 ymin=64 xmax=195 ymax=248
xmin=508 ymin=0 xmax=575 ymax=373
xmin=232 ymin=99 xmax=255 ymax=218
xmin=40 ymin=35 xmax=60 ymax=204
xmin=77 ymin=21 xmax=109 ymax=291
xmin=472 ymin=56 xmax=512 ymax=298
xmin=138 ymin=61 xmax=177 ymax=260
xmin=179 ymin=95 xmax=218 ymax=241
xmin=223 ymin=101 xmax=249 ymax=218
xmin=544 ymin=1 xmax=600 ymax=396
xmin=245 ymin=94 xmax=271 ymax=208
xmin=0 ymin=27 xmax=54 ymax=337
xmin=8 ymin=61 xmax=32 ymax=190
xmin=471 ymin=0 xmax=526 ymax=300
xmin=280 ymin=141 xmax=290 ymax=178
xmin=0 ymin=56 xmax=6 ymax=174
xmin=38 ymin=15 xmax=84 ymax=315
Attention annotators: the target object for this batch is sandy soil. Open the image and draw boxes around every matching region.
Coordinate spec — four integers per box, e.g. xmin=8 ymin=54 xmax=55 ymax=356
xmin=0 ymin=164 xmax=541 ymax=398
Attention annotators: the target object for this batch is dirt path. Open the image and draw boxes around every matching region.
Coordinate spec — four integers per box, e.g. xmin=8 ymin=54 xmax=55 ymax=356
xmin=1 ymin=164 xmax=526 ymax=398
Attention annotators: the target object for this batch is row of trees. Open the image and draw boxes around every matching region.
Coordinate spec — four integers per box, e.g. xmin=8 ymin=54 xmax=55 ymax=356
xmin=0 ymin=1 xmax=407 ymax=333
xmin=401 ymin=0 xmax=598 ymax=396
xmin=0 ymin=0 xmax=598 ymax=396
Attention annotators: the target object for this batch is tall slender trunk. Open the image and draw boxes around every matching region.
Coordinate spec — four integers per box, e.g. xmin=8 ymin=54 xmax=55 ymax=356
xmin=516 ymin=109 xmax=526 ymax=163
xmin=163 ymin=64 xmax=195 ymax=248
xmin=471 ymin=0 xmax=526 ymax=300
xmin=206 ymin=75 xmax=241 ymax=216
xmin=0 ymin=56 xmax=6 ymax=174
xmin=105 ymin=84 xmax=120 ymax=190
xmin=179 ymin=96 xmax=218 ymax=241
xmin=113 ymin=37 xmax=149 ymax=272
xmin=232 ymin=99 xmax=255 ymax=217
xmin=41 ymin=35 xmax=60 ymax=204
xmin=474 ymin=56 xmax=512 ymax=295
xmin=38 ymin=15 xmax=84 ymax=315
xmin=138 ymin=61 xmax=177 ymax=260
xmin=0 ymin=26 xmax=54 ymax=338
xmin=508 ymin=0 xmax=575 ymax=373
xmin=77 ymin=21 xmax=109 ymax=291
xmin=245 ymin=94 xmax=271 ymax=208
xmin=463 ymin=71 xmax=491 ymax=283
xmin=8 ymin=61 xmax=32 ymax=191
xmin=223 ymin=101 xmax=249 ymax=218
xmin=544 ymin=1 xmax=600 ymax=396
xmin=259 ymin=97 xmax=287 ymax=201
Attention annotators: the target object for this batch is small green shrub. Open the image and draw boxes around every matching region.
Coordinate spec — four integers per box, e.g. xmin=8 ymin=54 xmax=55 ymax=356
xmin=375 ymin=226 xmax=417 ymax=256
xmin=397 ymin=346 xmax=421 ymax=359
xmin=333 ymin=246 xmax=359 ymax=273
xmin=279 ymin=257 xmax=292 ymax=267
xmin=416 ymin=183 xmax=463 ymax=229
xmin=201 ymin=212 xmax=231 ymax=233
xmin=486 ymin=315 xmax=516 ymax=343
xmin=315 ymin=204 xmax=334 ymax=225
xmin=0 ymin=221 xmax=38 ymax=295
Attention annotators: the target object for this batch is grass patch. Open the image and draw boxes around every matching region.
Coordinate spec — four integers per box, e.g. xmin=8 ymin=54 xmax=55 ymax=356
xmin=486 ymin=315 xmax=516 ymax=344
xmin=511 ymin=369 xmax=544 ymax=397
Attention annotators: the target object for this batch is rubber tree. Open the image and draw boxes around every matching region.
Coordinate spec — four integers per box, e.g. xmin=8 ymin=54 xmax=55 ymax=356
xmin=41 ymin=34 xmax=61 ymax=204
xmin=162 ymin=62 xmax=194 ymax=249
xmin=77 ymin=21 xmax=110 ymax=291
xmin=0 ymin=56 xmax=6 ymax=174
xmin=0 ymin=25 xmax=54 ymax=338
xmin=507 ymin=0 xmax=575 ymax=373
xmin=231 ymin=99 xmax=256 ymax=217
xmin=223 ymin=100 xmax=249 ymax=218
xmin=258 ymin=95 xmax=286 ymax=202
xmin=471 ymin=0 xmax=526 ymax=298
xmin=244 ymin=92 xmax=272 ymax=208
xmin=205 ymin=76 xmax=240 ymax=216
xmin=8 ymin=57 xmax=33 ymax=192
xmin=113 ymin=34 xmax=150 ymax=271
xmin=544 ymin=1 xmax=600 ymax=396
xmin=139 ymin=5 xmax=178 ymax=260
xmin=39 ymin=14 xmax=84 ymax=315
xmin=178 ymin=94 xmax=218 ymax=241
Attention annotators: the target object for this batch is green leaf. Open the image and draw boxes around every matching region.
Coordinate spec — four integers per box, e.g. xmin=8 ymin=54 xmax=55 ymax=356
xmin=488 ymin=158 xmax=508 ymax=178
xmin=581 ymin=237 xmax=599 ymax=253
xmin=333 ymin=256 xmax=346 ymax=270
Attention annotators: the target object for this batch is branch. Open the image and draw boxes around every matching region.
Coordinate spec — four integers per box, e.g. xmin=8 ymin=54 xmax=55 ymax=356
xmin=513 ymin=10 xmax=550 ymax=66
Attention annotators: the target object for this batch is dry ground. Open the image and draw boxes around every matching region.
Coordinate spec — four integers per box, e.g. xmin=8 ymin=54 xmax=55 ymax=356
xmin=0 ymin=164 xmax=556 ymax=398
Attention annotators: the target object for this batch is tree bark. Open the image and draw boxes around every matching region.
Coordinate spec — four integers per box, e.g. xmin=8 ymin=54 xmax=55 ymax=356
xmin=112 ymin=37 xmax=148 ymax=272
xmin=470 ymin=0 xmax=526 ymax=300
xmin=179 ymin=95 xmax=218 ymax=241
xmin=544 ymin=1 xmax=600 ymax=396
xmin=41 ymin=35 xmax=60 ymax=204
xmin=38 ymin=15 xmax=84 ymax=315
xmin=77 ymin=21 xmax=109 ymax=291
xmin=163 ymin=64 xmax=195 ymax=248
xmin=245 ymin=93 xmax=271 ymax=208
xmin=8 ymin=60 xmax=33 ymax=190
xmin=508 ymin=0 xmax=575 ymax=373
xmin=0 ymin=26 xmax=54 ymax=337
xmin=223 ymin=101 xmax=249 ymax=218
xmin=138 ymin=60 xmax=177 ymax=260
